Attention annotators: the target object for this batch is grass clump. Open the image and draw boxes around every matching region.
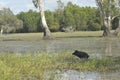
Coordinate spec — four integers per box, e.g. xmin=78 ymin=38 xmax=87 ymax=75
xmin=0 ymin=52 xmax=119 ymax=80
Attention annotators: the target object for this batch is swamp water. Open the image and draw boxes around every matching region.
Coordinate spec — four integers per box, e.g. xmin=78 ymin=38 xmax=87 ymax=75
xmin=0 ymin=37 xmax=120 ymax=80
xmin=0 ymin=37 xmax=120 ymax=57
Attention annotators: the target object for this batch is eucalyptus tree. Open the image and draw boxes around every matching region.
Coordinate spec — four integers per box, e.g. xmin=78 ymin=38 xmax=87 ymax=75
xmin=96 ymin=0 xmax=120 ymax=37
xmin=32 ymin=0 xmax=54 ymax=39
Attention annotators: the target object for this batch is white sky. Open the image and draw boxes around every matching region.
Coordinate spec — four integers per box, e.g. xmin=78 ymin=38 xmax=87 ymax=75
xmin=0 ymin=0 xmax=96 ymax=14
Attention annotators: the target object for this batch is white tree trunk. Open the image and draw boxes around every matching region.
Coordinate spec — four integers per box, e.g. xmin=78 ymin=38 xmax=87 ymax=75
xmin=0 ymin=26 xmax=3 ymax=35
xmin=103 ymin=16 xmax=111 ymax=36
xmin=96 ymin=0 xmax=111 ymax=37
xmin=38 ymin=0 xmax=53 ymax=39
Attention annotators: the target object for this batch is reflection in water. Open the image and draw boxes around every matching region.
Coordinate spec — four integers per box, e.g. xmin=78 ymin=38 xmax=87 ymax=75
xmin=102 ymin=38 xmax=120 ymax=57
xmin=105 ymin=40 xmax=112 ymax=56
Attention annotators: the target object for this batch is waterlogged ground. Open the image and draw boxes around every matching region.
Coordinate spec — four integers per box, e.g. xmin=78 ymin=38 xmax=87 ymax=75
xmin=0 ymin=37 xmax=120 ymax=80
xmin=0 ymin=37 xmax=120 ymax=57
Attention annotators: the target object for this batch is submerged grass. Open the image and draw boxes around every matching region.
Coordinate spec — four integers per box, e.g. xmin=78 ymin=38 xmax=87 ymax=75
xmin=0 ymin=52 xmax=120 ymax=80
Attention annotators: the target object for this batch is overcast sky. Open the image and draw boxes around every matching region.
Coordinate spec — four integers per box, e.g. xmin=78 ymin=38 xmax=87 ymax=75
xmin=0 ymin=0 xmax=96 ymax=14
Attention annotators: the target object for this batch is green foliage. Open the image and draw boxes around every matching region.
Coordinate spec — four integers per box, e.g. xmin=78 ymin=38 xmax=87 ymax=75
xmin=45 ymin=10 xmax=60 ymax=32
xmin=16 ymin=1 xmax=103 ymax=33
xmin=88 ymin=22 xmax=101 ymax=31
xmin=0 ymin=8 xmax=23 ymax=33
xmin=49 ymin=22 xmax=59 ymax=32
xmin=1 ymin=1 xmax=119 ymax=33
xmin=102 ymin=0 xmax=119 ymax=17
xmin=17 ymin=10 xmax=41 ymax=32
xmin=59 ymin=2 xmax=102 ymax=31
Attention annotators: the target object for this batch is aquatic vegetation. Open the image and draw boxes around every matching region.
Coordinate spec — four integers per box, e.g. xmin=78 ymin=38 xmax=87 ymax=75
xmin=0 ymin=52 xmax=119 ymax=80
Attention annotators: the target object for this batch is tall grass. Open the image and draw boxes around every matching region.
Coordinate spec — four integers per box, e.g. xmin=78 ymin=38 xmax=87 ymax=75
xmin=0 ymin=52 xmax=119 ymax=80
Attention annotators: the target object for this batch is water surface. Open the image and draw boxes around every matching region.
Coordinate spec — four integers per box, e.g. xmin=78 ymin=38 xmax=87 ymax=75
xmin=0 ymin=37 xmax=120 ymax=57
xmin=45 ymin=70 xmax=120 ymax=80
xmin=0 ymin=37 xmax=120 ymax=80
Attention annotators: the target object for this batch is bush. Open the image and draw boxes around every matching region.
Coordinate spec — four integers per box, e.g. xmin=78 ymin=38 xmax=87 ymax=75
xmin=88 ymin=23 xmax=101 ymax=31
xmin=49 ymin=22 xmax=60 ymax=32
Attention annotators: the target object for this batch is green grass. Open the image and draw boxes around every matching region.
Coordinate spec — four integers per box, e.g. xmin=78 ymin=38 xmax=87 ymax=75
xmin=0 ymin=31 xmax=103 ymax=41
xmin=53 ymin=31 xmax=102 ymax=38
xmin=0 ymin=52 xmax=119 ymax=80
xmin=0 ymin=31 xmax=120 ymax=41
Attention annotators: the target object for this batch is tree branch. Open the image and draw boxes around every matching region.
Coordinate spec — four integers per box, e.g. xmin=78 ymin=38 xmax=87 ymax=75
xmin=112 ymin=15 xmax=120 ymax=20
xmin=96 ymin=0 xmax=106 ymax=18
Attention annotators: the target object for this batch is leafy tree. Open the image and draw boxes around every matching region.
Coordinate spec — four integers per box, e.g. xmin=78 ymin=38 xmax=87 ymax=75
xmin=16 ymin=1 xmax=103 ymax=33
xmin=0 ymin=8 xmax=23 ymax=34
xmin=64 ymin=7 xmax=75 ymax=28
xmin=56 ymin=0 xmax=64 ymax=30
xmin=61 ymin=2 xmax=77 ymax=31
xmin=96 ymin=0 xmax=120 ymax=36
xmin=88 ymin=21 xmax=101 ymax=31
xmin=87 ymin=9 xmax=102 ymax=31
xmin=17 ymin=10 xmax=41 ymax=32
xmin=45 ymin=10 xmax=59 ymax=32
xmin=61 ymin=2 xmax=101 ymax=31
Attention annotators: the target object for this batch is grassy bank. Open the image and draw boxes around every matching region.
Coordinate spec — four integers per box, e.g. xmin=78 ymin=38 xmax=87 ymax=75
xmin=0 ymin=31 xmax=103 ymax=41
xmin=0 ymin=52 xmax=120 ymax=80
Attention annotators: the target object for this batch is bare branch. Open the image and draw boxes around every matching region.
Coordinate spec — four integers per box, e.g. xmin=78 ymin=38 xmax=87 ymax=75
xmin=112 ymin=15 xmax=120 ymax=20
xmin=96 ymin=0 xmax=106 ymax=18
xmin=32 ymin=0 xmax=39 ymax=8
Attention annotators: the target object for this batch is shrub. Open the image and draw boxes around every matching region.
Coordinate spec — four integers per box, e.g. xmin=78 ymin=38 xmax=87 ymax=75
xmin=88 ymin=23 xmax=101 ymax=31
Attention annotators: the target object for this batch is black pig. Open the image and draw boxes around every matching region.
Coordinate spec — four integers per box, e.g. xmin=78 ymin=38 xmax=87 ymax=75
xmin=72 ymin=50 xmax=89 ymax=59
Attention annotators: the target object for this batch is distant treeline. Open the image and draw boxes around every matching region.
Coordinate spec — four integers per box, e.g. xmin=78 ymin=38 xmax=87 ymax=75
xmin=0 ymin=2 xmax=118 ymax=33
xmin=17 ymin=2 xmax=103 ymax=33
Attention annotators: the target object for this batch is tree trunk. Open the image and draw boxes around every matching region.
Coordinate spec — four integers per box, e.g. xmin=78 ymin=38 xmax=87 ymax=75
xmin=105 ymin=41 xmax=112 ymax=56
xmin=103 ymin=0 xmax=111 ymax=37
xmin=38 ymin=0 xmax=54 ymax=40
xmin=0 ymin=26 xmax=3 ymax=35
xmin=103 ymin=16 xmax=111 ymax=36
xmin=113 ymin=17 xmax=120 ymax=36
xmin=97 ymin=0 xmax=111 ymax=37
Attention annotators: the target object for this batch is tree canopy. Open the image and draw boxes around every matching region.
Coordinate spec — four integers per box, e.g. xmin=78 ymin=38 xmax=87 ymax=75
xmin=0 ymin=8 xmax=23 ymax=33
xmin=17 ymin=1 xmax=103 ymax=33
xmin=96 ymin=0 xmax=120 ymax=36
xmin=0 ymin=1 xmax=119 ymax=33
